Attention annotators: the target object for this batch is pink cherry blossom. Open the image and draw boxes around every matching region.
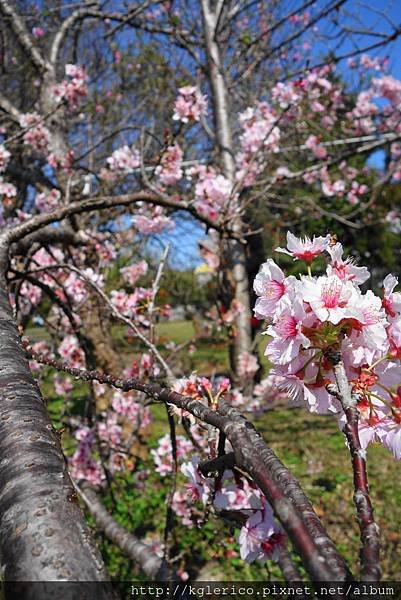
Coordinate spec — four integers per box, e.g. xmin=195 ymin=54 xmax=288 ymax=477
xmin=301 ymin=274 xmax=354 ymax=324
xmin=180 ymin=458 xmax=211 ymax=504
xmin=155 ymin=143 xmax=183 ymax=185
xmin=194 ymin=168 xmax=233 ymax=221
xmin=326 ymin=242 xmax=370 ymax=284
xmin=265 ymin=298 xmax=311 ymax=364
xmin=19 ymin=112 xmax=51 ymax=154
xmin=121 ymin=260 xmax=148 ymax=286
xmin=237 ymin=351 xmax=259 ymax=377
xmin=253 ymin=258 xmax=297 ymax=320
xmin=35 ymin=189 xmax=61 ymax=213
xmin=58 ymin=335 xmax=85 ymax=368
xmin=32 ymin=27 xmax=45 ymax=38
xmin=52 ymin=64 xmax=88 ymax=110
xmin=173 ymin=86 xmax=208 ymax=122
xmin=305 ymin=134 xmax=327 ymax=159
xmin=238 ymin=501 xmax=283 ymax=563
xmin=106 ymin=145 xmax=140 ymax=174
xmin=0 ymin=180 xmax=17 ymax=198
xmin=382 ymin=274 xmax=401 ymax=318
xmin=276 ymin=232 xmax=331 ymax=263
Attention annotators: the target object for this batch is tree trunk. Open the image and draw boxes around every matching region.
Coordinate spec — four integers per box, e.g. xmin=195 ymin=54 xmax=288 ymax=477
xmin=0 ymin=244 xmax=113 ymax=595
xmin=201 ymin=0 xmax=253 ymax=375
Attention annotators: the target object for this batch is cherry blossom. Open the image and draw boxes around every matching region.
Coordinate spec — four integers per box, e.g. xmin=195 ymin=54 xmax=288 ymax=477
xmin=326 ymin=243 xmax=370 ymax=284
xmin=106 ymin=145 xmax=140 ymax=174
xmin=58 ymin=335 xmax=85 ymax=368
xmin=238 ymin=501 xmax=283 ymax=563
xmin=0 ymin=145 xmax=10 ymax=172
xmin=121 ymin=260 xmax=148 ymax=287
xmin=253 ymin=258 xmax=296 ymax=320
xmin=265 ymin=297 xmax=310 ymax=364
xmin=382 ymin=274 xmax=401 ymax=318
xmin=254 ymin=231 xmax=401 ymax=457
xmin=305 ymin=135 xmax=327 ymax=159
xmin=194 ymin=168 xmax=233 ymax=221
xmin=237 ymin=351 xmax=259 ymax=377
xmin=155 ymin=143 xmax=183 ymax=185
xmin=301 ymin=274 xmax=355 ymax=324
xmin=19 ymin=112 xmax=51 ymax=154
xmin=173 ymin=86 xmax=208 ymax=122
xmin=35 ymin=189 xmax=61 ymax=213
xmin=276 ymin=232 xmax=331 ymax=263
xmin=52 ymin=64 xmax=88 ymax=110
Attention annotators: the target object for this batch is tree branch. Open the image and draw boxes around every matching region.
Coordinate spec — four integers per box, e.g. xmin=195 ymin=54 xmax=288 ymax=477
xmin=0 ymin=0 xmax=50 ymax=72
xmin=78 ymin=485 xmax=169 ymax=579
xmin=327 ymin=355 xmax=381 ymax=581
xmin=25 ymin=349 xmax=352 ymax=582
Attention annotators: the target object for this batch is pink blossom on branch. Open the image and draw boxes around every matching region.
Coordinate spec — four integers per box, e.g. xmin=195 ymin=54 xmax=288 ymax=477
xmin=276 ymin=232 xmax=331 ymax=263
xmin=0 ymin=145 xmax=10 ymax=172
xmin=121 ymin=260 xmax=148 ymax=287
xmin=238 ymin=501 xmax=284 ymax=563
xmin=173 ymin=86 xmax=208 ymax=123
xmin=254 ymin=231 xmax=401 ymax=459
xmin=155 ymin=143 xmax=183 ymax=185
xmin=52 ymin=64 xmax=88 ymax=110
xmin=106 ymin=145 xmax=140 ymax=174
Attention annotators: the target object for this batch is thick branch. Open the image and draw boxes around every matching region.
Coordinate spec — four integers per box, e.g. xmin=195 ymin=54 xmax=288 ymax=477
xmin=2 ymin=191 xmax=228 ymax=247
xmin=0 ymin=275 xmax=113 ymax=591
xmin=0 ymin=0 xmax=49 ymax=72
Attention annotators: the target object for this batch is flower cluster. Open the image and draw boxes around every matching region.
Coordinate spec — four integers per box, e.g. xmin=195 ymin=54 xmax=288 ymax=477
xmin=106 ymin=145 xmax=140 ymax=174
xmin=254 ymin=232 xmax=401 ymax=459
xmin=58 ymin=334 xmax=85 ymax=369
xmin=69 ymin=427 xmax=104 ymax=485
xmin=35 ymin=189 xmax=61 ymax=213
xmin=179 ymin=458 xmax=283 ymax=561
xmin=155 ymin=143 xmax=183 ymax=185
xmin=52 ymin=64 xmax=88 ymax=110
xmin=173 ymin=86 xmax=207 ymax=123
xmin=134 ymin=205 xmax=174 ymax=234
xmin=121 ymin=260 xmax=148 ymax=287
xmin=19 ymin=112 xmax=51 ymax=154
xmin=190 ymin=166 xmax=233 ymax=221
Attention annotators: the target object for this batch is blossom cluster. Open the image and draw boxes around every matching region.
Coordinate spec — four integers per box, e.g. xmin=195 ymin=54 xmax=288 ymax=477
xmin=52 ymin=64 xmax=88 ymax=110
xmin=19 ymin=112 xmax=51 ymax=154
xmin=173 ymin=86 xmax=207 ymax=123
xmin=155 ymin=143 xmax=183 ymax=185
xmin=254 ymin=232 xmax=401 ymax=459
xmin=150 ymin=374 xmax=283 ymax=562
xmin=106 ymin=145 xmax=140 ymax=174
xmin=177 ymin=456 xmax=283 ymax=561
xmin=188 ymin=166 xmax=233 ymax=221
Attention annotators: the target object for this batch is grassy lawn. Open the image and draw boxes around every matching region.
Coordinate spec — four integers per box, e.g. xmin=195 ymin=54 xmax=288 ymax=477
xmin=28 ymin=320 xmax=401 ymax=580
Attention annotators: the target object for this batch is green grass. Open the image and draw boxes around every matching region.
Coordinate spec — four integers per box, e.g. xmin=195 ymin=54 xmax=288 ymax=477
xmin=156 ymin=320 xmax=195 ymax=343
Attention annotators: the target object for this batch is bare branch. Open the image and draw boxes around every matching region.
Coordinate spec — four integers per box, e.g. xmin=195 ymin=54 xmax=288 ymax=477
xmin=0 ymin=0 xmax=50 ymax=72
xmin=78 ymin=485 xmax=169 ymax=579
